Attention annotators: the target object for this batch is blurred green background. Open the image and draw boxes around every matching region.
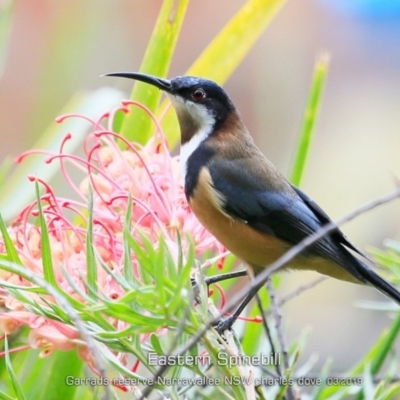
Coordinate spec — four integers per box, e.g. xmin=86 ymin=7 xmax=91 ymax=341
xmin=1 ymin=0 xmax=400 ymax=375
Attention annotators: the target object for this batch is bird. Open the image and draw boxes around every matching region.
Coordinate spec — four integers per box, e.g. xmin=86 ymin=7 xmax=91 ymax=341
xmin=105 ymin=71 xmax=400 ymax=332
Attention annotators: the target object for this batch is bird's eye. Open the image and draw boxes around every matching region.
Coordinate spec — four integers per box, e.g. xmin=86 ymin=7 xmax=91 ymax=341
xmin=191 ymin=88 xmax=206 ymax=102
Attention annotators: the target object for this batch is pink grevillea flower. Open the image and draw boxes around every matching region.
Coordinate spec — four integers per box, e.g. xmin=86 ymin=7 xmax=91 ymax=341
xmin=0 ymin=101 xmax=228 ymax=374
xmin=28 ymin=322 xmax=79 ymax=357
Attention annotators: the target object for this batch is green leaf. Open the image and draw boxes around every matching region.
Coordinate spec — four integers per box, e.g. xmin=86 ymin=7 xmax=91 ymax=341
xmin=37 ymin=352 xmax=86 ymax=400
xmin=20 ymin=350 xmax=85 ymax=400
xmin=176 ymin=230 xmax=183 ymax=273
xmin=96 ymin=250 xmax=130 ymax=292
xmin=378 ymin=384 xmax=400 ymax=400
xmin=150 ymin=333 xmax=164 ymax=355
xmin=119 ymin=0 xmax=189 ymax=142
xmin=311 ymin=359 xmax=332 ymax=398
xmin=102 ymin=302 xmax=166 ymax=329
xmin=35 ymin=180 xmax=57 ymax=288
xmin=154 ymin=237 xmax=166 ymax=308
xmin=0 ymin=213 xmax=22 ymax=265
xmin=123 ymin=195 xmax=135 ymax=285
xmin=369 ymin=248 xmax=400 ymax=270
xmin=168 ymin=243 xmax=194 ymax=316
xmin=361 ymin=365 xmax=375 ymax=400
xmin=85 ymin=187 xmax=97 ymax=299
xmin=3 ymin=336 xmax=26 ymax=400
xmin=0 ymin=278 xmax=45 ymax=294
xmin=59 ymin=262 xmax=92 ymax=306
xmin=160 ymin=0 xmax=288 ymax=146
xmin=290 ymin=53 xmax=329 ymax=186
xmin=100 ymin=346 xmax=152 ymax=382
xmin=124 ymin=232 xmax=157 ymax=286
xmin=0 ymin=389 xmax=15 ymax=400
xmin=0 ymin=255 xmax=89 ymax=312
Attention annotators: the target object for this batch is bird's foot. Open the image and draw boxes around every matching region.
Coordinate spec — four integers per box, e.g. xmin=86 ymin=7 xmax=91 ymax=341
xmin=213 ymin=317 xmax=235 ymax=337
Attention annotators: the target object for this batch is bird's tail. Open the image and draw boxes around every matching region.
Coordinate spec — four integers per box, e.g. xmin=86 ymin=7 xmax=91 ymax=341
xmin=355 ymin=259 xmax=400 ymax=305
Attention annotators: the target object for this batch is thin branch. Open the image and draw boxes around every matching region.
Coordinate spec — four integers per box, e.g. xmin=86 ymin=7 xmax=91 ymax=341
xmin=264 ymin=276 xmax=327 ymax=317
xmin=254 ymin=290 xmax=282 ymax=378
xmin=205 ymin=269 xmax=247 ymax=285
xmin=267 ymin=278 xmax=294 ymax=400
xmin=267 ymin=279 xmax=289 ymax=370
xmin=247 ymin=267 xmax=283 ymax=379
xmin=191 ymin=269 xmax=248 ymax=299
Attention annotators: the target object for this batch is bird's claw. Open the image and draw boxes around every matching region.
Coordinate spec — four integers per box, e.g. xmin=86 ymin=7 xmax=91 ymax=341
xmin=213 ymin=318 xmax=234 ymax=337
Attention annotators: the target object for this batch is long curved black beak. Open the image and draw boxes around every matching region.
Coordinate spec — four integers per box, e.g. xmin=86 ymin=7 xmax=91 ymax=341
xmin=103 ymin=72 xmax=172 ymax=92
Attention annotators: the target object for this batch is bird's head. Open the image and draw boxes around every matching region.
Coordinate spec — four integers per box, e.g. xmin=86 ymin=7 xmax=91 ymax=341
xmin=105 ymin=72 xmax=235 ymax=145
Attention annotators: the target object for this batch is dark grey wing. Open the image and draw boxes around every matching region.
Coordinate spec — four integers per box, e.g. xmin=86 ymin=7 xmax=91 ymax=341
xmin=290 ymin=184 xmax=372 ymax=260
xmin=208 ymin=159 xmax=366 ymax=280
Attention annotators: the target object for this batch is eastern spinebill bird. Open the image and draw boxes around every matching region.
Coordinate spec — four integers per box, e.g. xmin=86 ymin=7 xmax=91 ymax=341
xmin=105 ymin=72 xmax=400 ymax=332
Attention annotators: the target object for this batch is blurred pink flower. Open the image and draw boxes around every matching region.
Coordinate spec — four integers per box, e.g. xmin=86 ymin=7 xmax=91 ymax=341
xmin=28 ymin=323 xmax=79 ymax=357
xmin=0 ymin=101 xmax=227 ymax=370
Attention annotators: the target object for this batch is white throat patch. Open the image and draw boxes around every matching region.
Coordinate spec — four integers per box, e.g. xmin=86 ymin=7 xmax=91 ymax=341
xmin=169 ymin=95 xmax=215 ymax=182
xmin=180 ymin=129 xmax=209 ymax=181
